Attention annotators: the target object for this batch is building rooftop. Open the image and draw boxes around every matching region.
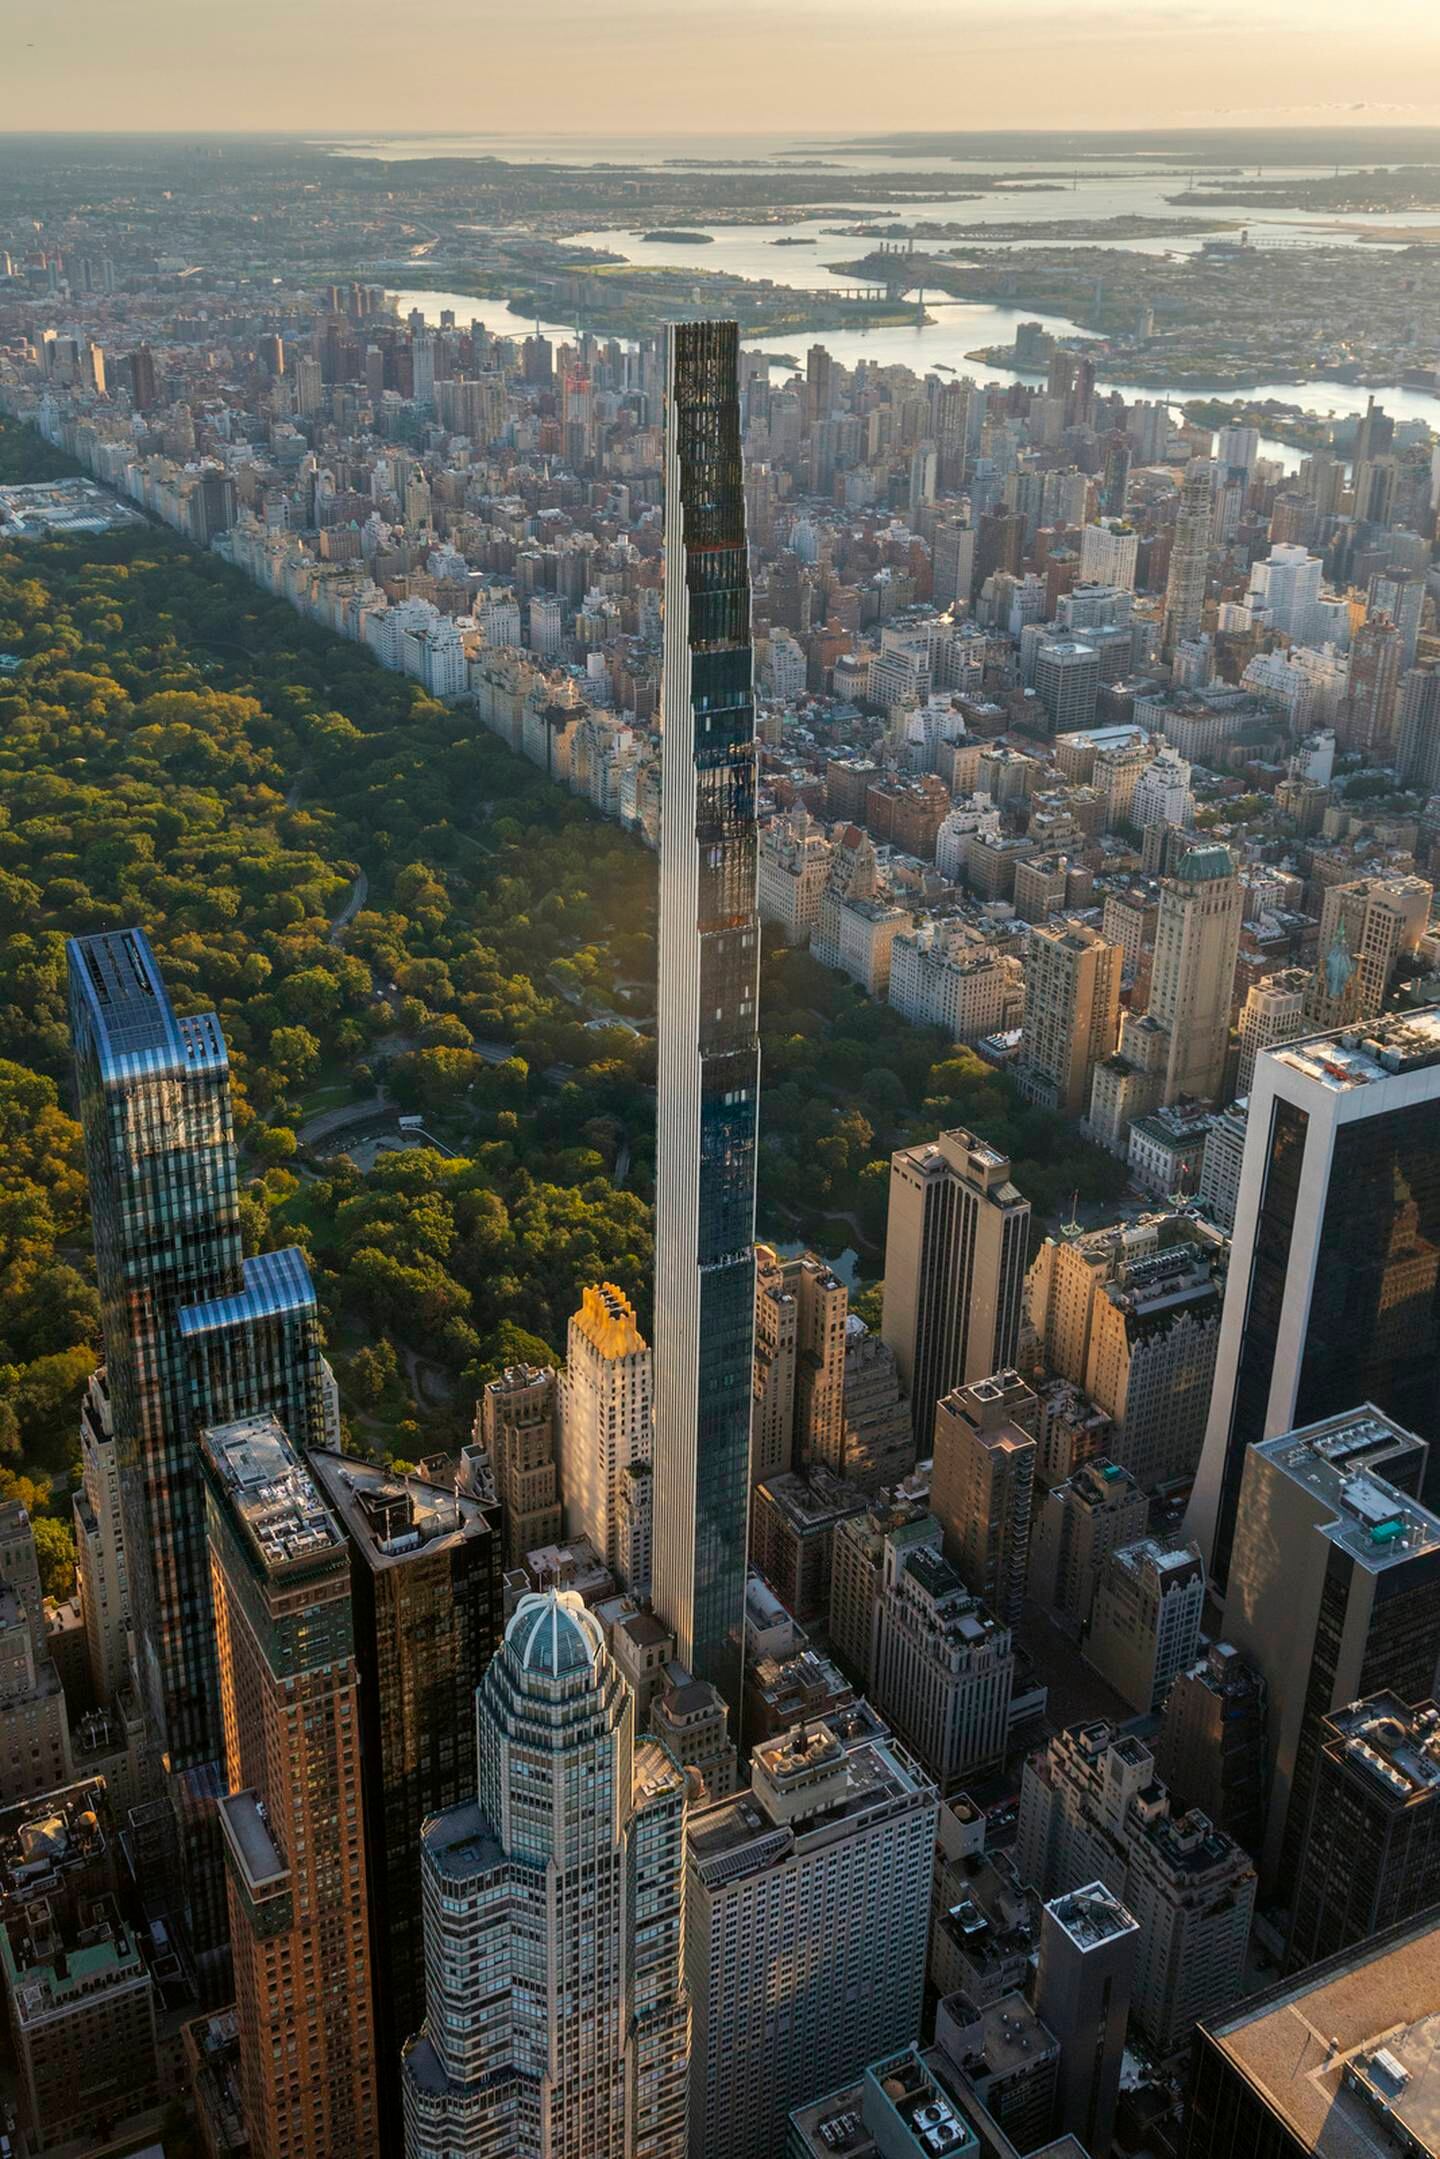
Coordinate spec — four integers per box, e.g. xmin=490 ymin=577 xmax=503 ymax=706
xmin=68 ymin=927 xmax=196 ymax=1079
xmin=1046 ymin=1882 xmax=1139 ymax=1954
xmin=789 ymin=2046 xmax=980 ymax=2158
xmin=309 ymin=1448 xmax=496 ymax=1567
xmin=1325 ymin=1696 xmax=1440 ymax=1807
xmin=571 ymin=1281 xmax=647 ymax=1361
xmin=508 ymin=1590 xmax=604 ymax=1682
xmin=178 ymin=1245 xmax=316 ymax=1339
xmin=1268 ymin=1007 xmax=1440 ymax=1091
xmin=1255 ymin=1410 xmax=1440 ymax=1574
xmin=687 ymin=1709 xmax=928 ymax=1888
xmin=201 ymin=1414 xmax=342 ymax=1576
xmin=216 ymin=1791 xmax=287 ymax=1896
xmin=1202 ymin=1905 xmax=1440 ymax=2158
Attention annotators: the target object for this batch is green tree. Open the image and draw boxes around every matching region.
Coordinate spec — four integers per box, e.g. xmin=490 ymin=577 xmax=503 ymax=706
xmin=31 ymin=1514 xmax=75 ymax=1601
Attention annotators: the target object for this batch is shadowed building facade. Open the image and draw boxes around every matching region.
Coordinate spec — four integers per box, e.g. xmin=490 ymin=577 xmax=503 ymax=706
xmin=309 ymin=1451 xmax=504 ymax=2142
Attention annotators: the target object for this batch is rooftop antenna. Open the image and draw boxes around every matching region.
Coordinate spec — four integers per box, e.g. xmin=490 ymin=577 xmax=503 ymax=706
xmin=1060 ymin=1191 xmax=1084 ymax=1239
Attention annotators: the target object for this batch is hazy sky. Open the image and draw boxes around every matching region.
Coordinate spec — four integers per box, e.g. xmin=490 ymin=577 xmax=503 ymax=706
xmin=4 ymin=0 xmax=1440 ymax=136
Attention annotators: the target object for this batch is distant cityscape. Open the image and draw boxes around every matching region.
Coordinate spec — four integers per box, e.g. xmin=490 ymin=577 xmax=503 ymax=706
xmin=3 ymin=120 xmax=1440 ymax=2159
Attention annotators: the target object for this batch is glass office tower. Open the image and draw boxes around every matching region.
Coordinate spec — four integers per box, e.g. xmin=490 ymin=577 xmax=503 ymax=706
xmin=652 ymin=320 xmax=760 ymax=1714
xmin=69 ymin=929 xmax=326 ymax=1993
xmin=1188 ymin=1010 xmax=1440 ymax=1591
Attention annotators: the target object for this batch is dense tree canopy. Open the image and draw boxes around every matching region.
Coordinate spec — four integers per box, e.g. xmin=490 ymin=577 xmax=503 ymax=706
xmin=0 ymin=414 xmax=1123 ymax=1491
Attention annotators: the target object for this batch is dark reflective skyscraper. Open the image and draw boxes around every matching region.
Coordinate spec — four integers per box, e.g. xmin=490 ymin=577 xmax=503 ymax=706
xmin=1189 ymin=1010 xmax=1440 ymax=1592
xmin=652 ymin=320 xmax=759 ymax=1714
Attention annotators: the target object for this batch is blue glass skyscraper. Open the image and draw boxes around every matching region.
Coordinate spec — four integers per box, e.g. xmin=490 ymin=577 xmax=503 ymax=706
xmin=69 ymin=929 xmax=327 ymax=1990
xmin=652 ymin=321 xmax=760 ymax=1715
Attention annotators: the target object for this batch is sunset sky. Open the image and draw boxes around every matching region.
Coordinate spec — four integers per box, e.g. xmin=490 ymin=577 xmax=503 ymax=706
xmin=5 ymin=0 xmax=1440 ymax=136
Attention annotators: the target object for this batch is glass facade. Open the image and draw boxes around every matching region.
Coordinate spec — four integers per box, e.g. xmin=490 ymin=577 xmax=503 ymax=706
xmin=69 ymin=930 xmax=326 ymax=1997
xmin=1215 ymin=1089 xmax=1440 ymax=1588
xmin=1211 ymin=1098 xmax=1308 ymax=1590
xmin=653 ymin=321 xmax=759 ymax=1712
xmin=1294 ymin=1101 xmax=1440 ymax=1469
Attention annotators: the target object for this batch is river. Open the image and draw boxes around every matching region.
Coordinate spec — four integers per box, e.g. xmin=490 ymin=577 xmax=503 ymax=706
xmin=390 ymin=284 xmax=1440 ymax=449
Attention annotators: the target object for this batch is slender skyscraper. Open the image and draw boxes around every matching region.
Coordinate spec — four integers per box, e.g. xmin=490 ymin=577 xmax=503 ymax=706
xmin=653 ymin=320 xmax=760 ymax=1713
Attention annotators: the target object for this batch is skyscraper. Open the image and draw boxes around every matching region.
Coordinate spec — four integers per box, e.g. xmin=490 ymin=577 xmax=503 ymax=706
xmin=68 ymin=930 xmax=327 ymax=1992
xmin=929 ymin=1372 xmax=1037 ymax=1628
xmin=309 ymin=1451 xmax=504 ymax=2142
xmin=1145 ymin=842 xmax=1244 ymax=1108
xmin=685 ymin=1705 xmax=936 ymax=2159
xmin=202 ymin=1415 xmax=379 ymax=2159
xmin=400 ymin=1591 xmax=690 ymax=2159
xmin=1018 ymin=1723 xmax=1256 ymax=2057
xmin=1154 ymin=1642 xmax=1268 ymax=1857
xmin=1285 ymin=1693 xmax=1440 ymax=1974
xmin=559 ymin=1283 xmax=654 ymax=1593
xmin=1034 ymin=1885 xmax=1139 ymax=2159
xmin=68 ymin=930 xmax=327 ymax=1768
xmin=653 ymin=320 xmax=760 ymax=1713
xmin=1214 ymin=1407 xmax=1440 ymax=1893
xmin=478 ymin=1363 xmax=564 ymax=1568
xmin=1187 ymin=1012 xmax=1440 ymax=1588
xmin=1014 ymin=919 xmax=1122 ymax=1120
xmin=882 ymin=1129 xmax=1031 ymax=1448
xmin=1161 ymin=464 xmax=1213 ymax=658
xmin=73 ymin=1368 xmax=130 ymax=1710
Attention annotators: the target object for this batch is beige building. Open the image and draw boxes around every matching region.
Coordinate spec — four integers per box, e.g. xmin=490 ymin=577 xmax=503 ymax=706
xmin=839 ymin=1325 xmax=919 ymax=1493
xmin=757 ymin=809 xmax=831 ymax=947
xmin=1236 ymin=967 xmax=1310 ymax=1096
xmin=477 ymin=1363 xmax=564 ymax=1569
xmin=812 ymin=823 xmax=910 ymax=995
xmin=1025 ymin=1212 xmax=1227 ymax=1492
xmin=1084 ymin=1538 xmax=1206 ymax=1714
xmin=929 ymin=1372 xmax=1038 ymax=1628
xmin=1145 ymin=842 xmax=1244 ymax=1107
xmin=1316 ymin=873 xmax=1432 ymax=1021
xmin=1028 ymin=1456 xmax=1149 ymax=1627
xmin=0 ymin=1503 xmax=71 ymax=1806
xmin=752 ymin=1248 xmax=799 ymax=1486
xmin=882 ymin=1130 xmax=1031 ymax=1449
xmin=685 ymin=1709 xmax=935 ymax=2159
xmin=560 ymin=1284 xmax=653 ymax=1595
xmin=888 ymin=923 xmax=1023 ymax=1046
xmin=752 ymin=1248 xmax=849 ymax=1488
xmin=1016 ymin=920 xmax=1122 ymax=1118
xmin=73 ymin=1367 xmax=132 ymax=1710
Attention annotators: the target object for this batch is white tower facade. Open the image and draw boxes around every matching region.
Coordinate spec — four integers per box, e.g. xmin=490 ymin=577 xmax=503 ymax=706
xmin=402 ymin=1592 xmax=690 ymax=2159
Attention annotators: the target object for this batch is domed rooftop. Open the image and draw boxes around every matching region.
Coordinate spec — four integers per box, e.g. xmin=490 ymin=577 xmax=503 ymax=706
xmin=507 ymin=1590 xmax=604 ymax=1681
xmin=1174 ymin=842 xmax=1235 ymax=884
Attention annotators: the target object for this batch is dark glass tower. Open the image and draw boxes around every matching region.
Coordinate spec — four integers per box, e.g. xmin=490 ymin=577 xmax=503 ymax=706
xmin=1188 ymin=1010 xmax=1440 ymax=1591
xmin=309 ymin=1451 xmax=503 ymax=2142
xmin=68 ymin=930 xmax=326 ymax=1991
xmin=652 ymin=320 xmax=759 ymax=1714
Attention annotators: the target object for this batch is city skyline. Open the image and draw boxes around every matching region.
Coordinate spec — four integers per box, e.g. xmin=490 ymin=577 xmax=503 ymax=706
xmin=5 ymin=80 xmax=1440 ymax=2157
